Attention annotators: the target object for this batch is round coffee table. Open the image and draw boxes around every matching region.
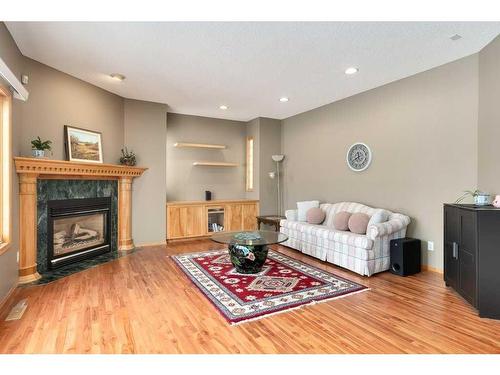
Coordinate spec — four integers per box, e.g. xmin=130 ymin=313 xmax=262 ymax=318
xmin=211 ymin=230 xmax=288 ymax=274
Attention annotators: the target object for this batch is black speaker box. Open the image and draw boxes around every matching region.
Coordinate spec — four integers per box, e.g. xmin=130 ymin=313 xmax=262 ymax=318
xmin=390 ymin=238 xmax=421 ymax=276
xmin=205 ymin=190 xmax=212 ymax=201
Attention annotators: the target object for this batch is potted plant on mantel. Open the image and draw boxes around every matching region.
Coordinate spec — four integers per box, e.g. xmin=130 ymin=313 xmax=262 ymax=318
xmin=31 ymin=136 xmax=52 ymax=158
xmin=119 ymin=147 xmax=137 ymax=166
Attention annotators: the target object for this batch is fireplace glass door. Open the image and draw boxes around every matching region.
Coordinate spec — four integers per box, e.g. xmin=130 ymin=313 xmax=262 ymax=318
xmin=53 ymin=213 xmax=106 ymax=257
xmin=48 ymin=197 xmax=111 ymax=269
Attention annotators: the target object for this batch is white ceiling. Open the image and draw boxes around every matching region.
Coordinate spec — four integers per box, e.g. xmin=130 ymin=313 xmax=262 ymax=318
xmin=6 ymin=22 xmax=500 ymax=121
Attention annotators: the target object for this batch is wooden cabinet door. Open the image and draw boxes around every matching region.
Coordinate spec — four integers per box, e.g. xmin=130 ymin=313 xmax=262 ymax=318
xmin=242 ymin=203 xmax=258 ymax=230
xmin=226 ymin=204 xmax=243 ymax=232
xmin=167 ymin=206 xmax=183 ymax=239
xmin=444 ymin=206 xmax=459 ymax=289
xmin=458 ymin=210 xmax=477 ymax=306
xmin=167 ymin=205 xmax=204 ymax=239
xmin=184 ymin=206 xmax=205 ymax=237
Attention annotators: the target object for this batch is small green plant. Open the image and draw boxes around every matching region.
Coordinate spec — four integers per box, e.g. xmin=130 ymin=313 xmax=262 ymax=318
xmin=119 ymin=147 xmax=137 ymax=166
xmin=31 ymin=136 xmax=52 ymax=151
xmin=455 ymin=189 xmax=483 ymax=203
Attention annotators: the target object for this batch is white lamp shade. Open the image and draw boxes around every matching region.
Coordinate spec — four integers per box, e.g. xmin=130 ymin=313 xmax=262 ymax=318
xmin=272 ymin=155 xmax=285 ymax=162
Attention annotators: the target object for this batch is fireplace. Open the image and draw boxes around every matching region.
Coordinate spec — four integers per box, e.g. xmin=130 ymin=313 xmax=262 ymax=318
xmin=47 ymin=197 xmax=112 ymax=269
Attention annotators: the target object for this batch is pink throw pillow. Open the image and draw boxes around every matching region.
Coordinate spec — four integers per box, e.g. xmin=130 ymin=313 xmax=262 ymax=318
xmin=306 ymin=207 xmax=326 ymax=225
xmin=333 ymin=211 xmax=352 ymax=231
xmin=348 ymin=213 xmax=370 ymax=234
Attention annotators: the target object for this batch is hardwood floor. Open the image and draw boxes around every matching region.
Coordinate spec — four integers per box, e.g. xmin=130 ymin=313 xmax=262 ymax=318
xmin=0 ymin=240 xmax=499 ymax=354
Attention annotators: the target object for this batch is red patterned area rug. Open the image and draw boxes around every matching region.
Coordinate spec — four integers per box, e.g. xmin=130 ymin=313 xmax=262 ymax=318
xmin=173 ymin=249 xmax=368 ymax=325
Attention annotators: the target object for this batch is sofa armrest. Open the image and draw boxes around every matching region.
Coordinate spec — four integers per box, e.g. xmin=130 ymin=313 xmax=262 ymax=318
xmin=285 ymin=209 xmax=298 ymax=221
xmin=367 ymin=214 xmax=410 ymax=240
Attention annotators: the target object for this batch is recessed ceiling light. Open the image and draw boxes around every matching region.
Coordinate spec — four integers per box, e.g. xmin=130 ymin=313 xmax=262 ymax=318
xmin=450 ymin=34 xmax=462 ymax=41
xmin=345 ymin=67 xmax=359 ymax=75
xmin=110 ymin=73 xmax=126 ymax=81
xmin=219 ymin=105 xmax=228 ymax=110
xmin=279 ymin=97 xmax=289 ymax=102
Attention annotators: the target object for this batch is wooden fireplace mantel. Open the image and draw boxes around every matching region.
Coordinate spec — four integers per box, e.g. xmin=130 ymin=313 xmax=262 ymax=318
xmin=14 ymin=157 xmax=147 ymax=178
xmin=14 ymin=157 xmax=147 ymax=284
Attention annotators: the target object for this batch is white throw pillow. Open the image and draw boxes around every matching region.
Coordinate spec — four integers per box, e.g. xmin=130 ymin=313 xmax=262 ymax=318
xmin=368 ymin=209 xmax=390 ymax=227
xmin=297 ymin=200 xmax=320 ymax=222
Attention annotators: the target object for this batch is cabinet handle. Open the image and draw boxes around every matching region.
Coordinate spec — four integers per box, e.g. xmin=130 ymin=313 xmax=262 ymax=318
xmin=452 ymin=242 xmax=459 ymax=259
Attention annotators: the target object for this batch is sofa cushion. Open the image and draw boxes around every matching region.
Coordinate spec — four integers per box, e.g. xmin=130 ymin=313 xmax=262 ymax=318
xmin=322 ymin=202 xmax=381 ymax=227
xmin=285 ymin=209 xmax=298 ymax=221
xmin=306 ymin=207 xmax=325 ymax=224
xmin=297 ymin=200 xmax=319 ymax=221
xmin=368 ymin=209 xmax=390 ymax=227
xmin=333 ymin=211 xmax=351 ymax=230
xmin=348 ymin=213 xmax=370 ymax=234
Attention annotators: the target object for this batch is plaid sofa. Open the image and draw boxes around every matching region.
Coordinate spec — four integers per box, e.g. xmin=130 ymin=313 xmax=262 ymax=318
xmin=280 ymin=202 xmax=411 ymax=276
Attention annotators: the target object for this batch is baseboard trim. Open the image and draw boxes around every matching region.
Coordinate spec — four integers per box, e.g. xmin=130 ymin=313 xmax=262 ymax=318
xmin=166 ymin=236 xmax=212 ymax=243
xmin=422 ymin=265 xmax=443 ymax=274
xmin=135 ymin=241 xmax=167 ymax=248
xmin=0 ymin=282 xmax=18 ymax=315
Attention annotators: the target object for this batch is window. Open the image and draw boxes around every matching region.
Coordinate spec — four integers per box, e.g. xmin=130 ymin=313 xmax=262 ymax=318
xmin=246 ymin=137 xmax=254 ymax=191
xmin=0 ymin=85 xmax=11 ymax=255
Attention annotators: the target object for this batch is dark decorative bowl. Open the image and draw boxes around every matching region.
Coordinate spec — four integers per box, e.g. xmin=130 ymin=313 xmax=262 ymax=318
xmin=228 ymin=243 xmax=268 ymax=274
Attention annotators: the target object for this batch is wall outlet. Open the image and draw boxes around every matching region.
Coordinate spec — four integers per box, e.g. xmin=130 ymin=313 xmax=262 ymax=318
xmin=427 ymin=241 xmax=434 ymax=251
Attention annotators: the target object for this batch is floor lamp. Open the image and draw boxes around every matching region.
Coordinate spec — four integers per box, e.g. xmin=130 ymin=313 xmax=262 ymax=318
xmin=269 ymin=155 xmax=285 ymax=215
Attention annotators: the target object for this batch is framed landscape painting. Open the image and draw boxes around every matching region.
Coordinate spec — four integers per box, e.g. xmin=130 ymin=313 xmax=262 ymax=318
xmin=64 ymin=125 xmax=103 ymax=163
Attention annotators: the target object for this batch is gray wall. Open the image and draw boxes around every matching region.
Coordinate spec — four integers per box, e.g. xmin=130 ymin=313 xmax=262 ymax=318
xmin=124 ymin=99 xmax=167 ymax=245
xmin=281 ymin=56 xmax=479 ymax=270
xmin=20 ymin=58 xmax=124 ymax=163
xmin=478 ymin=35 xmax=500 ymax=194
xmin=257 ymin=118 xmax=282 ymax=215
xmin=166 ymin=113 xmax=246 ymax=201
xmin=244 ymin=117 xmax=282 ymax=215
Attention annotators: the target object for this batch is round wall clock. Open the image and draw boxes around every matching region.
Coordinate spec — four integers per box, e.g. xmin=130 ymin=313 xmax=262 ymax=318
xmin=346 ymin=143 xmax=372 ymax=172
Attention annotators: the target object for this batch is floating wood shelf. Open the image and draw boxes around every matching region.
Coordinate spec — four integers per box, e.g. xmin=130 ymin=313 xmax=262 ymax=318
xmin=174 ymin=142 xmax=227 ymax=150
xmin=192 ymin=161 xmax=238 ymax=167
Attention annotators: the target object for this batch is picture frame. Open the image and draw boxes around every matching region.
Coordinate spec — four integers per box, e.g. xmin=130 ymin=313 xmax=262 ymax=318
xmin=64 ymin=125 xmax=103 ymax=163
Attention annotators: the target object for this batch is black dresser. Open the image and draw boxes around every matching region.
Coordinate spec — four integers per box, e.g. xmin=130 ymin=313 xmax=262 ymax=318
xmin=444 ymin=204 xmax=500 ymax=319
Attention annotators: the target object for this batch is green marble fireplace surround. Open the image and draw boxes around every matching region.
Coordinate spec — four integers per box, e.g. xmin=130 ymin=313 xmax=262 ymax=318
xmin=36 ymin=179 xmax=118 ymax=273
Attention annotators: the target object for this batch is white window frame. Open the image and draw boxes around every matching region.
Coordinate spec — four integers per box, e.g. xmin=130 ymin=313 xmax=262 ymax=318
xmin=0 ymin=84 xmax=12 ymax=255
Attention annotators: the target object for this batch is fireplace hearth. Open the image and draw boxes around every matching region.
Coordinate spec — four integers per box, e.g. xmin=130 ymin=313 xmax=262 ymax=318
xmin=48 ymin=197 xmax=111 ymax=269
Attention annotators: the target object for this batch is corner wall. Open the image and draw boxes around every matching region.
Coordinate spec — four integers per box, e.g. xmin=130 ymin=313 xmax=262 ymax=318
xmin=124 ymin=99 xmax=167 ymax=245
xmin=478 ymin=35 xmax=500 ymax=193
xmin=257 ymin=118 xmax=282 ymax=215
xmin=20 ymin=58 xmax=124 ymax=163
